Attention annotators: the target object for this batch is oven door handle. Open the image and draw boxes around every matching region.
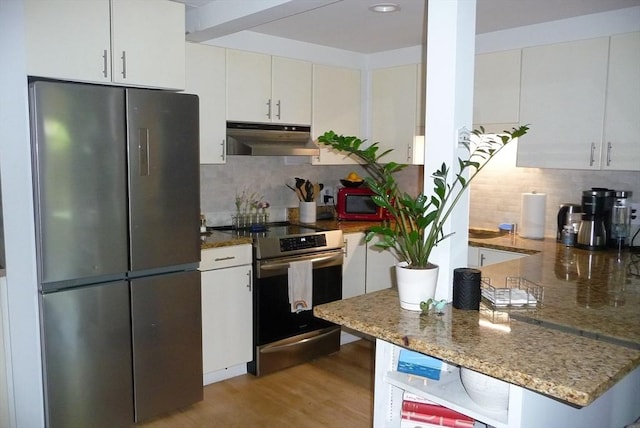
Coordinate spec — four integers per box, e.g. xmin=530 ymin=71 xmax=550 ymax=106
xmin=259 ymin=252 xmax=343 ymax=271
xmin=260 ymin=327 xmax=339 ymax=354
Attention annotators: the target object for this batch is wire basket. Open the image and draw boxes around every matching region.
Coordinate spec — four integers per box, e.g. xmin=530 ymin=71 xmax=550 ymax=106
xmin=480 ymin=276 xmax=543 ymax=309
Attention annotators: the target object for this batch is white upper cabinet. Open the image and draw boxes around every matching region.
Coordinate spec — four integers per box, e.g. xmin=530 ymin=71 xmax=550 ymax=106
xmin=601 ymin=32 xmax=640 ymax=171
xmin=371 ymin=64 xmax=424 ymax=165
xmin=311 ymin=64 xmax=362 ymax=165
xmin=473 ymin=49 xmax=521 ymax=129
xmin=518 ymin=37 xmax=609 ymax=169
xmin=184 ymin=43 xmax=226 ymax=164
xmin=25 ymin=0 xmax=186 ymax=90
xmin=226 ymin=50 xmax=312 ymax=124
xmin=517 ymin=35 xmax=639 ymax=171
xmin=109 ymin=0 xmax=185 ymax=89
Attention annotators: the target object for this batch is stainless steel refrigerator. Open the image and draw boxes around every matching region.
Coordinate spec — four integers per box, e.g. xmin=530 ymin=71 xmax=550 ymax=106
xmin=29 ymin=81 xmax=203 ymax=428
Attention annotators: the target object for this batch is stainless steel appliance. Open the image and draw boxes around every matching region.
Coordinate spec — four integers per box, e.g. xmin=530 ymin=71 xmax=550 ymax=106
xmin=610 ymin=190 xmax=633 ymax=249
xmin=214 ymin=223 xmax=343 ymax=376
xmin=226 ymin=121 xmax=320 ymax=156
xmin=556 ymin=203 xmax=581 ymax=242
xmin=577 ymin=188 xmax=614 ymax=251
xmin=30 ymin=81 xmax=202 ymax=427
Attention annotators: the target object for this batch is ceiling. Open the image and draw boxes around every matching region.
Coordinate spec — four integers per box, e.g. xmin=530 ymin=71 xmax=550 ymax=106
xmin=179 ymin=0 xmax=640 ymax=53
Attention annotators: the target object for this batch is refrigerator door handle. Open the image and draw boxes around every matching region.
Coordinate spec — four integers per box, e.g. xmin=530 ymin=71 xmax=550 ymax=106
xmin=139 ymin=128 xmax=150 ymax=176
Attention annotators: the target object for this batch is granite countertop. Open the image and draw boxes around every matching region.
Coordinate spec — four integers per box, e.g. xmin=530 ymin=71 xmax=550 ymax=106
xmin=314 ymin=230 xmax=640 ymax=407
xmin=200 ymin=230 xmax=252 ymax=250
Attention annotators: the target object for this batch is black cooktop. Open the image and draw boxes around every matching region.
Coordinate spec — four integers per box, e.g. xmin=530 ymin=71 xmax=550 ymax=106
xmin=209 ymin=221 xmax=326 ymax=239
xmin=208 ymin=222 xmax=343 ymax=259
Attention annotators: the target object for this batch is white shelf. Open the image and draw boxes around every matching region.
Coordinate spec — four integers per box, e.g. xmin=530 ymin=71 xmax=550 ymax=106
xmin=385 ymin=369 xmax=509 ymax=428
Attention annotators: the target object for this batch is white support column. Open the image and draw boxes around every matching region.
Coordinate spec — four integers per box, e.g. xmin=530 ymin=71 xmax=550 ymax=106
xmin=423 ymin=0 xmax=476 ymax=301
xmin=0 ymin=0 xmax=45 ymax=427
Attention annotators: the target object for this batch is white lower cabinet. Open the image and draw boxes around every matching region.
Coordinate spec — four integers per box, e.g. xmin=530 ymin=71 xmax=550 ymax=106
xmin=342 ymin=233 xmax=367 ymax=299
xmin=374 ymin=339 xmax=640 ymax=428
xmin=468 ymin=246 xmax=526 ymax=267
xmin=200 ymin=245 xmax=253 ymax=385
xmin=343 ymin=232 xmax=396 ymax=299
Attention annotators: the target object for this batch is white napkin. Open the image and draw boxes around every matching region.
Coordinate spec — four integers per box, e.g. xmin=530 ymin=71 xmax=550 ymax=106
xmin=288 ymin=260 xmax=313 ymax=313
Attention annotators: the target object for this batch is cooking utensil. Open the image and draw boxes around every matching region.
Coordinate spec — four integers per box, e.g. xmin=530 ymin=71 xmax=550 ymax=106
xmin=286 ymin=184 xmax=303 ymax=201
xmin=295 ymin=177 xmax=307 ymax=201
xmin=305 ymin=180 xmax=314 ymax=202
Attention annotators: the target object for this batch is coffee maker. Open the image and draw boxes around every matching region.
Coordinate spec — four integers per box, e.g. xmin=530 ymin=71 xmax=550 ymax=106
xmin=576 ymin=188 xmax=614 ymax=250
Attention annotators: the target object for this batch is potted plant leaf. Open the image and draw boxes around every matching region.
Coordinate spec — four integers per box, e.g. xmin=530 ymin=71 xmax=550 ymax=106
xmin=318 ymin=125 xmax=529 ymax=310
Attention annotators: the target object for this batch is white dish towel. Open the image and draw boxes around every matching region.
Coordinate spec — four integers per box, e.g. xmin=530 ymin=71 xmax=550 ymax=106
xmin=288 ymin=260 xmax=313 ymax=313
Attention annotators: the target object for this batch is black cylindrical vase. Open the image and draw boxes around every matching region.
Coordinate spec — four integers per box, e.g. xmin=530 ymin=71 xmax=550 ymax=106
xmin=453 ymin=268 xmax=482 ymax=310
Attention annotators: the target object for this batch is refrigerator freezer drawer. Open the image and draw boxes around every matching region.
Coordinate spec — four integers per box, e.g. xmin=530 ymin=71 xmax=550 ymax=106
xmin=131 ymin=270 xmax=203 ymax=422
xmin=41 ymin=281 xmax=134 ymax=428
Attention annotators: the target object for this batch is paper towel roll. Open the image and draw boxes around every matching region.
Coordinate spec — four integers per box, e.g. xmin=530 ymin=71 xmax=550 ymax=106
xmin=520 ymin=192 xmax=546 ymax=239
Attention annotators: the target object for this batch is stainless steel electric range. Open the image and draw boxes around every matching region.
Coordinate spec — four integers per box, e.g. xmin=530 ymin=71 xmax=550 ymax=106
xmin=211 ymin=222 xmax=344 ymax=376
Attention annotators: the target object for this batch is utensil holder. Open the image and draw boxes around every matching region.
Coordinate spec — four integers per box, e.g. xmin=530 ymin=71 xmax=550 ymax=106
xmin=299 ymin=202 xmax=316 ymax=224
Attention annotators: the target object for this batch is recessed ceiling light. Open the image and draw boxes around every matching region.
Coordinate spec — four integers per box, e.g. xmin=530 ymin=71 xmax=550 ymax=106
xmin=369 ymin=3 xmax=400 ymax=13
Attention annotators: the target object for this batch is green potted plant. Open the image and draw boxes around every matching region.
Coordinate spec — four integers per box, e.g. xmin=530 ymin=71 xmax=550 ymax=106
xmin=318 ymin=125 xmax=529 ymax=310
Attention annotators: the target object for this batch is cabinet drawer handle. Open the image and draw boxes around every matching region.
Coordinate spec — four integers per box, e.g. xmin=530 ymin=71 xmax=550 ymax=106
xmin=121 ymin=51 xmax=127 ymax=79
xmin=589 ymin=142 xmax=596 ymax=166
xmin=606 ymin=142 xmax=612 ymax=166
xmin=102 ymin=49 xmax=108 ymax=78
xmin=214 ymin=256 xmax=236 ymax=262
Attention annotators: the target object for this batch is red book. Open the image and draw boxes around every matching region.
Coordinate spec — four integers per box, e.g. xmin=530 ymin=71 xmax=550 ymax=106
xmin=402 ymin=401 xmax=474 ymax=422
xmin=401 ymin=410 xmax=475 ymax=428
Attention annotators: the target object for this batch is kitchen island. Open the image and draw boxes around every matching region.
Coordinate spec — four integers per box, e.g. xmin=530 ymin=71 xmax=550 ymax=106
xmin=315 ymin=234 xmax=640 ymax=427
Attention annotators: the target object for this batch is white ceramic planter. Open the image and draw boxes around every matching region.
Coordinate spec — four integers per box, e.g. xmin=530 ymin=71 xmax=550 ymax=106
xmin=395 ymin=262 xmax=438 ymax=311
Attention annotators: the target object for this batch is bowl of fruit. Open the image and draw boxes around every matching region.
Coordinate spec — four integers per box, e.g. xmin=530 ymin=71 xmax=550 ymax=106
xmin=340 ymin=172 xmax=364 ymax=188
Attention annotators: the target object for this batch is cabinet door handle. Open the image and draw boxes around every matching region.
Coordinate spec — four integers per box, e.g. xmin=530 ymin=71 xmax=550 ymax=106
xmin=102 ymin=49 xmax=108 ymax=78
xmin=343 ymin=239 xmax=348 ymax=257
xmin=121 ymin=51 xmax=127 ymax=79
xmin=266 ymin=99 xmax=272 ymax=119
xmin=214 ymin=256 xmax=236 ymax=262
xmin=480 ymin=253 xmax=486 ymax=267
xmin=246 ymin=270 xmax=252 ymax=291
xmin=220 ymin=139 xmax=225 ymax=161
xmin=589 ymin=142 xmax=596 ymax=166
xmin=606 ymin=142 xmax=612 ymax=166
xmin=276 ymin=100 xmax=281 ymax=120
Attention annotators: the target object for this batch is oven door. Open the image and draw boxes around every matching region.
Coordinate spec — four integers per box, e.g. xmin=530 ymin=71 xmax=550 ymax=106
xmin=255 ymin=249 xmax=343 ymax=345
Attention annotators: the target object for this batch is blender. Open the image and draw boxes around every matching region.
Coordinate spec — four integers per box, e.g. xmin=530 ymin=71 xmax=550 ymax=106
xmin=610 ymin=191 xmax=632 ymax=259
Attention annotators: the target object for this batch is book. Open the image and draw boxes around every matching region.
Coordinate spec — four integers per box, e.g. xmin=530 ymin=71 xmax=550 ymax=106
xmin=401 ymin=410 xmax=475 ymax=428
xmin=403 ymin=391 xmax=438 ymax=404
xmin=400 ymin=419 xmax=443 ymax=428
xmin=397 ymin=349 xmax=447 ymax=380
xmin=402 ymin=401 xmax=474 ymax=423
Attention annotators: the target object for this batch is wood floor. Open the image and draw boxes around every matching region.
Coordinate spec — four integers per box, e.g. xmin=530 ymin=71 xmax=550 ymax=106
xmin=135 ymin=339 xmax=375 ymax=427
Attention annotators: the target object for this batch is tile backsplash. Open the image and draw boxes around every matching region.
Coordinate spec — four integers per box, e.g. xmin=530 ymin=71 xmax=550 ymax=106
xmin=469 ymin=141 xmax=640 ymax=240
xmin=200 ymin=156 xmax=422 ymax=226
xmin=200 ymin=145 xmax=639 ymax=247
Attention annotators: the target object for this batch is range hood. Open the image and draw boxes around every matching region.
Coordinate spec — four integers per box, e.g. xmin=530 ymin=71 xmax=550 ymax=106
xmin=226 ymin=121 xmax=319 ymax=156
